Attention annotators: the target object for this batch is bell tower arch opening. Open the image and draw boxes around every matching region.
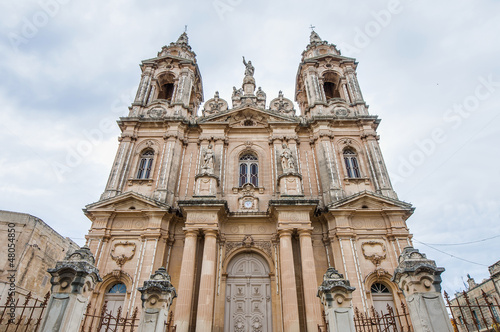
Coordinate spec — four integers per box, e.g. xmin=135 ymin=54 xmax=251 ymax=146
xmin=224 ymin=252 xmax=273 ymax=332
xmin=322 ymin=71 xmax=341 ymax=100
xmin=157 ymin=73 xmax=176 ymax=101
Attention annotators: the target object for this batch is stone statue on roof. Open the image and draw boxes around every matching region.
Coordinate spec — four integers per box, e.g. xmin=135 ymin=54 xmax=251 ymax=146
xmin=242 ymin=56 xmax=254 ymax=77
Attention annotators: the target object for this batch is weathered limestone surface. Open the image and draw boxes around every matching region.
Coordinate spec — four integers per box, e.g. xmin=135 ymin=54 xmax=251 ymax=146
xmin=138 ymin=267 xmax=177 ymax=332
xmin=40 ymin=246 xmax=101 ymax=332
xmin=318 ymin=268 xmax=356 ymax=332
xmin=393 ymin=247 xmax=453 ymax=332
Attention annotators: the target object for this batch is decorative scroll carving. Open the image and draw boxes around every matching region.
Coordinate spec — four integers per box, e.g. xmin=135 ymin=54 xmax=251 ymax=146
xmin=269 ymin=91 xmax=295 ymax=116
xmin=225 ymin=238 xmax=273 ymax=259
xmin=202 ymin=91 xmax=228 ymax=116
xmin=361 ymin=241 xmax=386 ymax=267
xmin=237 ymin=183 xmax=259 ymax=211
xmin=110 ymin=241 xmax=136 ymax=268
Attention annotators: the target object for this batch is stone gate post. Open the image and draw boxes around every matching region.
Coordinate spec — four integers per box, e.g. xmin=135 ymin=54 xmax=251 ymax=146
xmin=39 ymin=246 xmax=101 ymax=331
xmin=137 ymin=267 xmax=177 ymax=332
xmin=393 ymin=247 xmax=453 ymax=332
xmin=317 ymin=267 xmax=356 ymax=332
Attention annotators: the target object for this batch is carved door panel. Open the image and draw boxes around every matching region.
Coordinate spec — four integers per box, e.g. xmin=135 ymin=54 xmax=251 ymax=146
xmin=224 ymin=254 xmax=272 ymax=332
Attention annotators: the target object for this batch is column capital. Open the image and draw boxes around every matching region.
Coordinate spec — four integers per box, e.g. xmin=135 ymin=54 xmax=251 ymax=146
xmin=297 ymin=227 xmax=314 ymax=237
xmin=202 ymin=228 xmax=218 ymax=238
xmin=183 ymin=228 xmax=199 ymax=237
xmin=277 ymin=228 xmax=294 ymax=237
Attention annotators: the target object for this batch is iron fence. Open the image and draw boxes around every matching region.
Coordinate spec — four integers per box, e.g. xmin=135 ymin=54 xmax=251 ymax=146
xmin=317 ymin=309 xmax=329 ymax=332
xmin=354 ymin=302 xmax=413 ymax=332
xmin=0 ymin=292 xmax=50 ymax=332
xmin=80 ymin=301 xmax=138 ymax=332
xmin=164 ymin=311 xmax=176 ymax=332
xmin=445 ymin=290 xmax=500 ymax=332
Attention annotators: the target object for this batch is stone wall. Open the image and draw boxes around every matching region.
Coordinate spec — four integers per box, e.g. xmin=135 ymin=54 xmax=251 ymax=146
xmin=0 ymin=210 xmax=80 ymax=301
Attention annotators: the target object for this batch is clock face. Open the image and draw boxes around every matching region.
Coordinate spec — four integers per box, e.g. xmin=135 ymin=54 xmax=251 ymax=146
xmin=244 ymin=200 xmax=253 ymax=208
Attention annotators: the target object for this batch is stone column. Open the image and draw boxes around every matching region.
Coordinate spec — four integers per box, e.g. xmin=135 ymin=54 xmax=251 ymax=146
xmin=174 ymin=230 xmax=198 ymax=332
xmin=195 ymin=229 xmax=218 ymax=332
xmin=298 ymin=228 xmax=322 ymax=331
xmin=137 ymin=267 xmax=177 ymax=332
xmin=40 ymin=246 xmax=101 ymax=332
xmin=392 ymin=247 xmax=453 ymax=332
xmin=317 ymin=268 xmax=356 ymax=332
xmin=278 ymin=229 xmax=300 ymax=332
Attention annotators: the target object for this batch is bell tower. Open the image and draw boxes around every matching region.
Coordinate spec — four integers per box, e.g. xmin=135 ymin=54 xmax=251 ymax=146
xmin=295 ymin=31 xmax=367 ymax=118
xmin=296 ymin=31 xmax=397 ymax=202
xmin=100 ymin=32 xmax=203 ymax=204
xmin=131 ymin=32 xmax=203 ymax=117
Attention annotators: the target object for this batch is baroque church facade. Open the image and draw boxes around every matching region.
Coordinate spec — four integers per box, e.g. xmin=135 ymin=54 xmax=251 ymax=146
xmin=84 ymin=31 xmax=414 ymax=332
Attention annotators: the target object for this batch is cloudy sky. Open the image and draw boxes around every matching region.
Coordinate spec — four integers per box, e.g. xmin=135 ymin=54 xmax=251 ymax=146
xmin=1 ymin=0 xmax=499 ymax=295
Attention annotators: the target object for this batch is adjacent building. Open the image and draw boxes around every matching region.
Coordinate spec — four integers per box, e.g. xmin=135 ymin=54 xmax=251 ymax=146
xmin=0 ymin=210 xmax=79 ymax=302
xmin=449 ymin=261 xmax=500 ymax=331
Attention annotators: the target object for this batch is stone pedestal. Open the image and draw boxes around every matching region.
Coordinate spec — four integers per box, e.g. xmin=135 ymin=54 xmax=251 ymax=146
xmin=317 ymin=268 xmax=356 ymax=332
xmin=40 ymin=246 xmax=101 ymax=332
xmin=194 ymin=173 xmax=219 ymax=197
xmin=137 ymin=267 xmax=177 ymax=332
xmin=392 ymin=247 xmax=453 ymax=332
xmin=278 ymin=173 xmax=303 ymax=196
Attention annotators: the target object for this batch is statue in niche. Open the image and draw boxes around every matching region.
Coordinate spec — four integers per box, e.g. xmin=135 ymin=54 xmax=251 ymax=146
xmin=201 ymin=144 xmax=215 ymax=173
xmin=280 ymin=143 xmax=295 ymax=173
xmin=242 ymin=56 xmax=254 ymax=77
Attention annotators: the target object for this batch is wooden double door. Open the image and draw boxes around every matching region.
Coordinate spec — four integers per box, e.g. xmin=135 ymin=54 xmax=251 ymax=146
xmin=224 ymin=253 xmax=272 ymax=332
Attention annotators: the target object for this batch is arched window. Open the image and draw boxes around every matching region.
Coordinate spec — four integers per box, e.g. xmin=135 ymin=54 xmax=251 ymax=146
xmin=371 ymin=283 xmax=390 ymax=294
xmin=108 ymin=283 xmax=127 ymax=293
xmin=104 ymin=283 xmax=127 ymax=316
xmin=239 ymin=154 xmax=258 ymax=187
xmin=343 ymin=149 xmax=361 ymax=178
xmin=371 ymin=282 xmax=395 ymax=315
xmin=136 ymin=149 xmax=154 ymax=179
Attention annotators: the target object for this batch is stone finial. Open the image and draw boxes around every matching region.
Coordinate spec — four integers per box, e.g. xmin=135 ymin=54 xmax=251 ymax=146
xmin=176 ymin=32 xmax=189 ymax=45
xmin=137 ymin=267 xmax=177 ymax=332
xmin=310 ymin=30 xmax=323 ymax=43
xmin=318 ymin=267 xmax=356 ymax=297
xmin=138 ymin=267 xmax=177 ymax=308
xmin=392 ymin=247 xmax=445 ymax=295
xmin=47 ymin=245 xmax=101 ymax=293
xmin=392 ymin=247 xmax=453 ymax=332
xmin=317 ymin=268 xmax=356 ymax=332
xmin=41 ymin=246 xmax=101 ymax=332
